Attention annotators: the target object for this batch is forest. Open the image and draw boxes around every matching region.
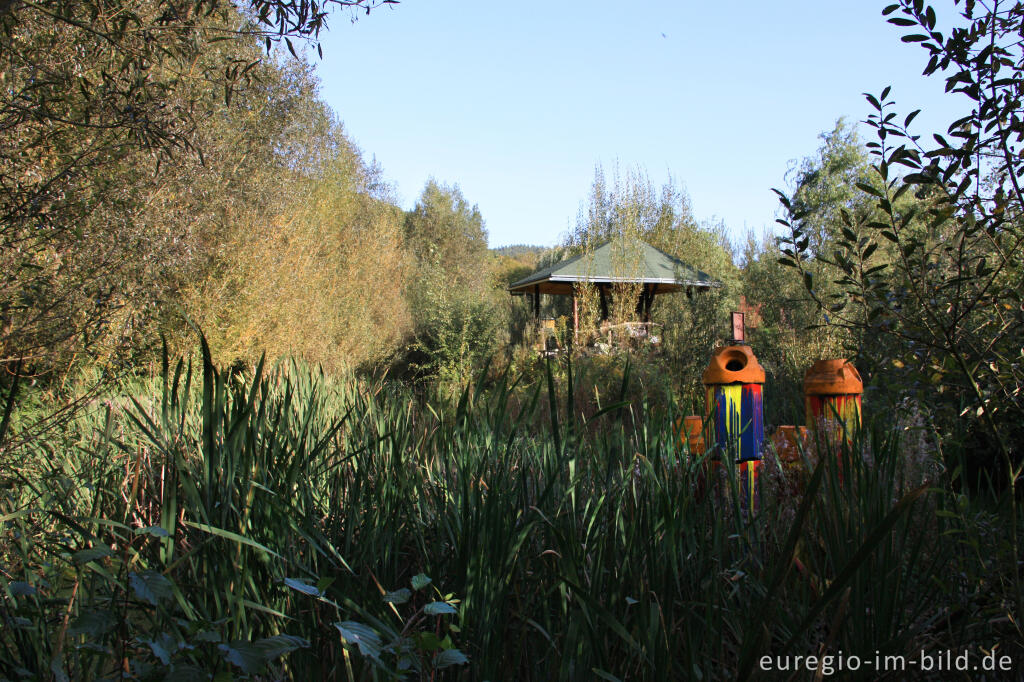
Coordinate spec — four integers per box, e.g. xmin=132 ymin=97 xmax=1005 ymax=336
xmin=1 ymin=0 xmax=1022 ymax=679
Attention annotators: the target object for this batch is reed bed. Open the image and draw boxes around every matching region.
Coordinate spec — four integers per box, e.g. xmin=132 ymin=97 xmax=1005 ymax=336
xmin=1 ymin=344 xmax=1020 ymax=680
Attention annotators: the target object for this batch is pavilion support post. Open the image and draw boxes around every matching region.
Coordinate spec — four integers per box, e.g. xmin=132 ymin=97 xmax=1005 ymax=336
xmin=533 ymin=285 xmax=540 ymax=319
xmin=598 ymin=285 xmax=609 ymax=321
xmin=644 ymin=283 xmax=658 ymax=322
xmin=572 ymin=293 xmax=579 ymax=343
xmin=636 ymin=284 xmax=658 ymax=322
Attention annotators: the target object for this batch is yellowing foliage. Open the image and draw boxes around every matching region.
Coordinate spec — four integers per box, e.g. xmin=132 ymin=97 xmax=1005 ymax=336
xmin=183 ymin=159 xmax=410 ymax=373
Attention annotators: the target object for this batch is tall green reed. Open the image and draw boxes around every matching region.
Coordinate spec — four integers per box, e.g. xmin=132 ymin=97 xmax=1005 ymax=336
xmin=2 ymin=344 xmax=1020 ymax=680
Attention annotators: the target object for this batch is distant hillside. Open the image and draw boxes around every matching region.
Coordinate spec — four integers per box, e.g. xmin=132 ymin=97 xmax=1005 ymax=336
xmin=491 ymin=244 xmax=551 ymax=261
xmin=490 ymin=244 xmax=551 ymax=286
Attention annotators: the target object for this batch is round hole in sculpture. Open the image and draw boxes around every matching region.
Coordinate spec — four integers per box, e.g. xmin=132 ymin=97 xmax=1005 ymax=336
xmin=724 ymin=350 xmax=747 ymax=372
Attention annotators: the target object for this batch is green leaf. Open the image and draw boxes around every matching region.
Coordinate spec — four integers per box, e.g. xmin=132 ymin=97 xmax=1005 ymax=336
xmin=434 ymin=648 xmax=469 ymax=668
xmin=255 ymin=634 xmax=309 ymax=660
xmin=140 ymin=632 xmax=178 ymax=665
xmin=855 ymin=182 xmax=883 ymax=198
xmin=316 ymin=576 xmax=336 ymax=594
xmin=424 ymin=601 xmax=458 ymax=616
xmin=67 ymin=609 xmax=117 ymax=637
xmin=72 ymin=546 xmax=113 ymax=564
xmin=415 ymin=631 xmax=443 ymax=650
xmin=411 ymin=573 xmax=432 ymax=591
xmin=335 ymin=621 xmax=382 ymax=659
xmin=736 ymin=455 xmax=828 ymax=681
xmin=220 ymin=641 xmax=266 ymax=674
xmin=384 ymin=588 xmax=411 ymax=604
xmin=283 ymin=577 xmax=321 ymax=598
xmin=9 ymin=581 xmax=36 ymax=597
xmin=129 ymin=570 xmax=174 ymax=605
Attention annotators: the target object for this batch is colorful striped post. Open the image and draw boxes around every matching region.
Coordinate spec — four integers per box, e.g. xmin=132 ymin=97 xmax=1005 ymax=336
xmin=803 ymin=359 xmax=863 ymax=476
xmin=702 ymin=345 xmax=765 ymax=515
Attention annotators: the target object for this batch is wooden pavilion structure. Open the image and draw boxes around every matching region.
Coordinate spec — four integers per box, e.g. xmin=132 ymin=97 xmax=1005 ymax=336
xmin=508 ymin=239 xmax=718 ymax=341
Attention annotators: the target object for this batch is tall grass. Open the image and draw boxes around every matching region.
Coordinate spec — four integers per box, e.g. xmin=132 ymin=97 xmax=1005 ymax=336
xmin=1 ymin=344 xmax=1020 ymax=679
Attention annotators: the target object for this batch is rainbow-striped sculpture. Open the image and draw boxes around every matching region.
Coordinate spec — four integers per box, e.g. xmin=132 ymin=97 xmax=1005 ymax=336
xmin=804 ymin=360 xmax=863 ymax=469
xmin=702 ymin=345 xmax=766 ymax=515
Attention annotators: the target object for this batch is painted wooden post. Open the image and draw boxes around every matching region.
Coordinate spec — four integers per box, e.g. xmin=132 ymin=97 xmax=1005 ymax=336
xmin=803 ymin=359 xmax=863 ymax=470
xmin=702 ymin=344 xmax=765 ymax=515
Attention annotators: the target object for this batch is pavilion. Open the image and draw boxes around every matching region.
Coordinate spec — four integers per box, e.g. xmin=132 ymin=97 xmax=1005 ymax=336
xmin=508 ymin=239 xmax=719 ymax=340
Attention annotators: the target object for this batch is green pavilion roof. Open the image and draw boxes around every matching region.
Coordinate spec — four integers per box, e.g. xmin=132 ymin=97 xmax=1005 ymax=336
xmin=508 ymin=240 xmax=719 ymax=296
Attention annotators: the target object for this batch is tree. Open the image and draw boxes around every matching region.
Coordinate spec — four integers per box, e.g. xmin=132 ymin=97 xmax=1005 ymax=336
xmin=404 ymin=180 xmax=489 ymax=289
xmin=780 ymin=0 xmax=1024 ymax=463
xmin=180 ymin=103 xmax=411 ymax=373
xmin=740 ymin=121 xmax=878 ymax=412
xmin=402 ymin=181 xmax=502 ymax=386
xmin=0 ymin=0 xmax=395 ymax=385
xmin=776 ymin=0 xmax=1024 ymax=620
xmin=787 ymin=119 xmax=876 ymax=257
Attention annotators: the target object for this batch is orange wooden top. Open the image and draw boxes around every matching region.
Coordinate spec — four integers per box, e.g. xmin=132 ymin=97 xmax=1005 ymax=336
xmin=701 ymin=345 xmax=766 ymax=385
xmin=803 ymin=359 xmax=863 ymax=395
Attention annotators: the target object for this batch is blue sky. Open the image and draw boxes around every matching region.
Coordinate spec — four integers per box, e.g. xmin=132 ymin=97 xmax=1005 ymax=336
xmin=313 ymin=1 xmax=970 ymax=248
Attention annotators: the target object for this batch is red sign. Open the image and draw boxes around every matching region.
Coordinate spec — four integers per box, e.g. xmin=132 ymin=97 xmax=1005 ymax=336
xmin=731 ymin=312 xmax=745 ymax=342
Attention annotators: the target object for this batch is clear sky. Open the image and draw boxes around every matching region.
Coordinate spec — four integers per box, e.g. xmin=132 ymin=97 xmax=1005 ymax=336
xmin=313 ymin=1 xmax=970 ymax=248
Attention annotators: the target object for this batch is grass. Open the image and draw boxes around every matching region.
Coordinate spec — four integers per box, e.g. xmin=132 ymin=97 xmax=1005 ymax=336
xmin=1 ymin=342 xmax=1021 ymax=680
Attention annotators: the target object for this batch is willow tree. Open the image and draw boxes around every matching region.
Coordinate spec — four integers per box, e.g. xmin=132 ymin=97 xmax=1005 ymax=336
xmin=0 ymin=0 xmax=394 ymax=392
